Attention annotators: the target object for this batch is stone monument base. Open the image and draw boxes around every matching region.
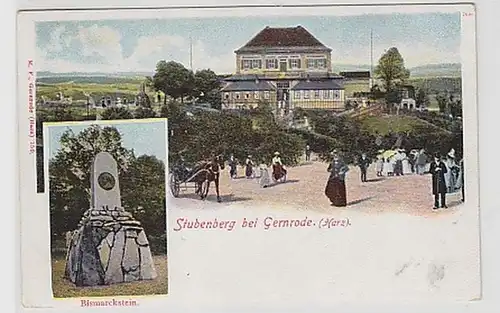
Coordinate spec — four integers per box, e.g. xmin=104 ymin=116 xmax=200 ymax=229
xmin=65 ymin=206 xmax=158 ymax=287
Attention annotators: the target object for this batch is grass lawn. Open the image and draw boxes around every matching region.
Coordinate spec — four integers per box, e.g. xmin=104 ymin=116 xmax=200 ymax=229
xmin=37 ymin=82 xmax=162 ymax=102
xmin=360 ymin=114 xmax=445 ymax=136
xmin=51 ymin=255 xmax=168 ymax=298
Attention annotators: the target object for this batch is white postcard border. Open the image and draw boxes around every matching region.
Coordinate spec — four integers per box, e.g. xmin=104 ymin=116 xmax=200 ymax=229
xmin=17 ymin=4 xmax=480 ymax=311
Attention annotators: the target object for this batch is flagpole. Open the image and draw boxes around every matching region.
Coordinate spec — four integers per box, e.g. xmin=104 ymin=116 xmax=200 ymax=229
xmin=370 ymin=29 xmax=374 ymax=89
xmin=189 ymin=36 xmax=193 ymax=70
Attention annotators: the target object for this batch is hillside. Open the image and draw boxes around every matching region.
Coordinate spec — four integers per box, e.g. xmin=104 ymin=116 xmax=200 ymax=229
xmin=332 ymin=63 xmax=460 ymax=78
xmin=359 ymin=115 xmax=452 ymax=136
xmin=36 ymin=63 xmax=461 ymax=84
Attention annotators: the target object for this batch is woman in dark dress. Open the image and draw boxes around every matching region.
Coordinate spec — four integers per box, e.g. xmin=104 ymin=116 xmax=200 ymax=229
xmin=245 ymin=155 xmax=254 ymax=179
xmin=325 ymin=151 xmax=350 ymax=207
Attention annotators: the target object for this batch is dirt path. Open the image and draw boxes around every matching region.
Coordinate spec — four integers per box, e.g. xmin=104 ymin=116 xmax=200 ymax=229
xmin=171 ymin=161 xmax=463 ymax=217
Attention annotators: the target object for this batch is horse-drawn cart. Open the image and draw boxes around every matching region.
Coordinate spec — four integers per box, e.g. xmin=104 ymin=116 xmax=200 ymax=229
xmin=169 ymin=165 xmax=209 ymax=198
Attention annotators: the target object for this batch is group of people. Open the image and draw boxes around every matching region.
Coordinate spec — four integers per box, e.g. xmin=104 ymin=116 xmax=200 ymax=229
xmin=373 ymin=149 xmax=419 ymax=177
xmin=227 ymin=152 xmax=287 ymax=188
xmin=325 ymin=148 xmax=465 ymax=210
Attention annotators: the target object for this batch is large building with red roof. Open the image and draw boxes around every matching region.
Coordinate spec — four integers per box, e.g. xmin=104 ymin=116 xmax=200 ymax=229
xmin=221 ymin=26 xmax=346 ymax=113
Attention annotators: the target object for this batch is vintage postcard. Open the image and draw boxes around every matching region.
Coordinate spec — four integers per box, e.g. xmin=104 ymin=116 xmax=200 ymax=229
xmin=17 ymin=3 xmax=479 ymax=310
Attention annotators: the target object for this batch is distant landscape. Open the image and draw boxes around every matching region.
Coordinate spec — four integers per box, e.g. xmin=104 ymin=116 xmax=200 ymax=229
xmin=36 ymin=63 xmax=461 ymax=85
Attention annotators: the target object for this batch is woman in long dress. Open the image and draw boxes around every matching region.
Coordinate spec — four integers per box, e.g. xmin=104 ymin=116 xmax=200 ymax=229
xmin=388 ymin=156 xmax=395 ymax=176
xmin=444 ymin=149 xmax=459 ymax=193
xmin=401 ymin=150 xmax=412 ymax=174
xmin=245 ymin=155 xmax=254 ymax=179
xmin=258 ymin=163 xmax=271 ymax=188
xmin=325 ymin=151 xmax=349 ymax=207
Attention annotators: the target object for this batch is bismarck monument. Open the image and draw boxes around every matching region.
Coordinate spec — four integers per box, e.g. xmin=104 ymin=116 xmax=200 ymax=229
xmin=65 ymin=152 xmax=158 ymax=287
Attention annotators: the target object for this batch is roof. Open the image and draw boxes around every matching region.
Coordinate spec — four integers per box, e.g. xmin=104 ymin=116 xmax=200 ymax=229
xmin=224 ymin=74 xmax=265 ymax=81
xmin=236 ymin=26 xmax=331 ymax=53
xmin=292 ymin=80 xmax=344 ymax=90
xmin=339 ymin=71 xmax=371 ymax=79
xmin=224 ymin=73 xmax=344 ymax=82
xmin=221 ymin=80 xmax=276 ymax=92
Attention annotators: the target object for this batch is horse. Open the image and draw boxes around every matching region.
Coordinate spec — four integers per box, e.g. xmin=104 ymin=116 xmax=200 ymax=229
xmin=191 ymin=155 xmax=225 ymax=202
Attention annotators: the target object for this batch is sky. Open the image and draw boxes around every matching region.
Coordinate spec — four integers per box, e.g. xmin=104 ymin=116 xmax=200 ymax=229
xmin=35 ymin=12 xmax=461 ymax=74
xmin=47 ymin=121 xmax=167 ymax=161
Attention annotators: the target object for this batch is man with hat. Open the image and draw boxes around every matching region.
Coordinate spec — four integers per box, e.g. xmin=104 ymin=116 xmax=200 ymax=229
xmin=429 ymin=153 xmax=448 ymax=209
xmin=357 ymin=152 xmax=371 ymax=182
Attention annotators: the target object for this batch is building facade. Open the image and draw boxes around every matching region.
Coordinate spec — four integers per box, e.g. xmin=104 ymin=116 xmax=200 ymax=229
xmin=221 ymin=26 xmax=345 ymax=113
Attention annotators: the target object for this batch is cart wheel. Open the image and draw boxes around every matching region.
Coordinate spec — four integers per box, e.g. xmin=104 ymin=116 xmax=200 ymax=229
xmin=169 ymin=173 xmax=180 ymax=198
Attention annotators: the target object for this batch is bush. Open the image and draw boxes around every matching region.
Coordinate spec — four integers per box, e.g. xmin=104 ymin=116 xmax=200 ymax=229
xmin=101 ymin=107 xmax=134 ymax=120
xmin=148 ymin=233 xmax=167 ymax=255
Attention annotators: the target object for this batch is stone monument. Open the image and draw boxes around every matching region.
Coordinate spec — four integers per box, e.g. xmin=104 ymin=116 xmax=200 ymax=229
xmin=64 ymin=152 xmax=158 ymax=287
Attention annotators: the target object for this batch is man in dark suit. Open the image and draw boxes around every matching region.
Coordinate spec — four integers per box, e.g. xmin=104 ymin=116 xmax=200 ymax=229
xmin=429 ymin=153 xmax=448 ymax=209
xmin=358 ymin=153 xmax=371 ymax=183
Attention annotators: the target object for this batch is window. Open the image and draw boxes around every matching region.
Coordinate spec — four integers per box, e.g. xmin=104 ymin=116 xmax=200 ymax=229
xmin=333 ymin=90 xmax=341 ymax=99
xmin=241 ymin=59 xmax=262 ymax=70
xmin=235 ymin=92 xmax=240 ymax=100
xmin=294 ymin=91 xmax=301 ymax=99
xmin=245 ymin=92 xmax=250 ymax=99
xmin=306 ymin=58 xmax=327 ymax=69
xmin=242 ymin=60 xmax=251 ymax=69
xmin=264 ymin=91 xmax=270 ymax=99
xmin=251 ymin=59 xmax=262 ymax=69
xmin=314 ymin=90 xmax=320 ymax=99
xmin=289 ymin=58 xmax=301 ymax=69
xmin=254 ymin=91 xmax=260 ymax=99
xmin=224 ymin=92 xmax=230 ymax=99
xmin=304 ymin=90 xmax=310 ymax=99
xmin=266 ymin=59 xmax=278 ymax=69
xmin=323 ymin=90 xmax=330 ymax=99
xmin=276 ymin=81 xmax=290 ymax=89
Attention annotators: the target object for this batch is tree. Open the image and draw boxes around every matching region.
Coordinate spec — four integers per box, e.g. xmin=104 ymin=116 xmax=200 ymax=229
xmin=120 ymin=155 xmax=166 ymax=253
xmin=252 ymin=100 xmax=276 ymax=131
xmin=374 ymin=47 xmax=410 ymax=92
xmin=435 ymin=92 xmax=449 ymax=114
xmin=136 ymin=90 xmax=152 ymax=108
xmin=152 ymin=60 xmax=195 ymax=104
xmin=385 ymin=89 xmax=403 ymax=106
xmin=193 ymin=69 xmax=222 ymax=108
xmin=449 ymin=98 xmax=462 ymax=118
xmin=134 ymin=106 xmax=157 ymax=119
xmin=415 ymin=88 xmax=430 ymax=108
xmin=100 ymin=107 xmax=134 ymax=120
